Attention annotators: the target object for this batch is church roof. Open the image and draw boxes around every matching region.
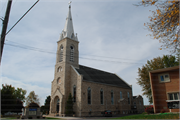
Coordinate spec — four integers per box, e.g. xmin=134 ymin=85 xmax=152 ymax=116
xmin=75 ymin=65 xmax=131 ymax=89
xmin=59 ymin=5 xmax=78 ymax=41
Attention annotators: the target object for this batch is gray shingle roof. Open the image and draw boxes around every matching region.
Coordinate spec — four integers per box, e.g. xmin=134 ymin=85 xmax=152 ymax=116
xmin=75 ymin=65 xmax=131 ymax=89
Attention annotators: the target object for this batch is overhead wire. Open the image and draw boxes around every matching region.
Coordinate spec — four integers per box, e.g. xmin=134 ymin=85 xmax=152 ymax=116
xmin=6 ymin=40 xmax=144 ymax=62
xmin=5 ymin=42 xmax=145 ymax=65
xmin=5 ymin=0 xmax=39 ymax=35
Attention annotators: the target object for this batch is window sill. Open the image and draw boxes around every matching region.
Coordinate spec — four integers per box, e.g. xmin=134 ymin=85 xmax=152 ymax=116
xmin=159 ymin=80 xmax=171 ymax=83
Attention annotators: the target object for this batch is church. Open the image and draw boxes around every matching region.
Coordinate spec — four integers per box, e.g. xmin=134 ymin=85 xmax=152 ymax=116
xmin=49 ymin=4 xmax=144 ymax=117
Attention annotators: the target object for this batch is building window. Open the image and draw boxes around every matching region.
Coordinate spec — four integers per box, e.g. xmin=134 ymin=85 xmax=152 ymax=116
xmin=59 ymin=45 xmax=63 ymax=62
xmin=57 ymin=77 xmax=61 ymax=84
xmin=70 ymin=46 xmax=74 ymax=62
xmin=159 ymin=73 xmax=170 ymax=82
xmin=87 ymin=87 xmax=91 ymax=104
xmin=73 ymin=85 xmax=76 ymax=102
xmin=127 ymin=92 xmax=130 ymax=104
xmin=139 ymin=101 xmax=141 ymax=105
xmin=169 ymin=93 xmax=179 ymax=100
xmin=57 ymin=66 xmax=62 ymax=72
xmin=100 ymin=89 xmax=103 ymax=104
xmin=111 ymin=90 xmax=114 ymax=105
xmin=120 ymin=91 xmax=123 ymax=99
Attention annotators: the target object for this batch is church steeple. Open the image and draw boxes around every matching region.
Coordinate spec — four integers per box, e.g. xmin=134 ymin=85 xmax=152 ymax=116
xmin=59 ymin=3 xmax=78 ymax=41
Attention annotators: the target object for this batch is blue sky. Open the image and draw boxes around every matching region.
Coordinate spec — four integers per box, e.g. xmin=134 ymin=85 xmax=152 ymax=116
xmin=0 ymin=0 xmax=170 ymax=106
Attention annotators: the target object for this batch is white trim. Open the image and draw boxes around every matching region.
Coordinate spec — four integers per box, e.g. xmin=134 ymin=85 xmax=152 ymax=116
xmin=71 ymin=65 xmax=80 ymax=76
xmin=115 ymin=74 xmax=132 ymax=88
xmin=158 ymin=73 xmax=170 ymax=83
xmin=166 ymin=100 xmax=180 ymax=102
xmin=149 ymin=72 xmax=156 ymax=113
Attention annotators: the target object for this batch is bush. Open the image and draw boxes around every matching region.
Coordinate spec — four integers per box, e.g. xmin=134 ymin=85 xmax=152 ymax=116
xmin=141 ymin=112 xmax=147 ymax=114
xmin=145 ymin=105 xmax=154 ymax=114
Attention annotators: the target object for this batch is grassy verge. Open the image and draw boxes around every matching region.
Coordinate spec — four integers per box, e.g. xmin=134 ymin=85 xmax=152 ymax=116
xmin=113 ymin=113 xmax=179 ymax=119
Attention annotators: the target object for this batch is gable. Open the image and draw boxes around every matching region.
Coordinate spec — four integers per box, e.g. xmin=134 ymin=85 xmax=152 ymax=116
xmin=75 ymin=65 xmax=131 ymax=89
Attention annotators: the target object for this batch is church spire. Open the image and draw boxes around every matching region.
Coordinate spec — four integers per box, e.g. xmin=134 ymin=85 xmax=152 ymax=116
xmin=59 ymin=2 xmax=78 ymax=41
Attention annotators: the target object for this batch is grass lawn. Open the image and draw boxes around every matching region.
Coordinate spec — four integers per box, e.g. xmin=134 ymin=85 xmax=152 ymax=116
xmin=113 ymin=113 xmax=179 ymax=119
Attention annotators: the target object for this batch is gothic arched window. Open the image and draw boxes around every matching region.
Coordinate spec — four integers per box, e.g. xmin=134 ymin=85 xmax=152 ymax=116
xmin=71 ymin=33 xmax=74 ymax=38
xmin=59 ymin=45 xmax=63 ymax=62
xmin=57 ymin=77 xmax=61 ymax=84
xmin=100 ymin=89 xmax=103 ymax=104
xmin=111 ymin=90 xmax=114 ymax=105
xmin=73 ymin=85 xmax=76 ymax=102
xmin=70 ymin=46 xmax=74 ymax=62
xmin=87 ymin=87 xmax=91 ymax=104
xmin=57 ymin=66 xmax=62 ymax=72
xmin=120 ymin=91 xmax=123 ymax=99
xmin=127 ymin=92 xmax=130 ymax=104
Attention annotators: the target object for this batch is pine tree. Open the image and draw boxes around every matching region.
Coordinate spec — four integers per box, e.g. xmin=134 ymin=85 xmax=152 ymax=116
xmin=65 ymin=93 xmax=73 ymax=115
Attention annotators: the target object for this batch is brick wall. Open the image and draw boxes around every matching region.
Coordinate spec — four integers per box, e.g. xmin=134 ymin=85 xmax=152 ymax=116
xmin=150 ymin=69 xmax=179 ymax=113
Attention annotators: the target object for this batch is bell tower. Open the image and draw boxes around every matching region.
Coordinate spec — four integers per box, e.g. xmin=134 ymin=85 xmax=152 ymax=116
xmin=50 ymin=3 xmax=79 ymax=115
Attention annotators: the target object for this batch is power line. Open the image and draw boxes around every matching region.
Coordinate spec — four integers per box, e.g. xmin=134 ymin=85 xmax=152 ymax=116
xmin=5 ymin=43 xmax=145 ymax=65
xmin=6 ymin=40 xmax=143 ymax=62
xmin=6 ymin=0 xmax=39 ymax=35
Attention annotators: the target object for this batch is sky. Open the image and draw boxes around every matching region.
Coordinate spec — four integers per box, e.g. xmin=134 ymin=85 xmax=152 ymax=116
xmin=0 ymin=0 xmax=171 ymax=106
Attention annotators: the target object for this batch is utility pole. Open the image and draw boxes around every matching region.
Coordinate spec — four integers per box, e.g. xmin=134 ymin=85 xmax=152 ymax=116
xmin=0 ymin=0 xmax=12 ymax=64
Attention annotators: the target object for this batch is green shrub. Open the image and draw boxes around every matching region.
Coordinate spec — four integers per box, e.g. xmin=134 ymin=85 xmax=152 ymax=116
xmin=141 ymin=112 xmax=147 ymax=114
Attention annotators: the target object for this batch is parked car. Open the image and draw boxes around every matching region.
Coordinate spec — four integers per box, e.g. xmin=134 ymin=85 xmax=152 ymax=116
xmin=102 ymin=110 xmax=112 ymax=117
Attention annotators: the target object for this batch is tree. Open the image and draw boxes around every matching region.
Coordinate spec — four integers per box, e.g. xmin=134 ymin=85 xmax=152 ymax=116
xmin=137 ymin=55 xmax=179 ymax=104
xmin=13 ymin=99 xmax=24 ymax=114
xmin=26 ymin=91 xmax=40 ymax=107
xmin=41 ymin=95 xmax=51 ymax=114
xmin=14 ymin=87 xmax=27 ymax=103
xmin=136 ymin=0 xmax=179 ymax=53
xmin=1 ymin=84 xmax=26 ymax=114
xmin=65 ymin=93 xmax=73 ymax=115
xmin=1 ymin=84 xmax=16 ymax=114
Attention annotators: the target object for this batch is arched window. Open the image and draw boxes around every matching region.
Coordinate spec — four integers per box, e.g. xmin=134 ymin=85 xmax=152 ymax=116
xmin=120 ymin=91 xmax=122 ymax=99
xmin=59 ymin=45 xmax=63 ymax=62
xmin=111 ymin=90 xmax=114 ymax=105
xmin=127 ymin=92 xmax=130 ymax=104
xmin=70 ymin=46 xmax=74 ymax=62
xmin=87 ymin=87 xmax=91 ymax=104
xmin=73 ymin=85 xmax=76 ymax=102
xmin=57 ymin=77 xmax=61 ymax=84
xmin=100 ymin=89 xmax=103 ymax=104
xmin=71 ymin=33 xmax=74 ymax=38
xmin=57 ymin=66 xmax=62 ymax=72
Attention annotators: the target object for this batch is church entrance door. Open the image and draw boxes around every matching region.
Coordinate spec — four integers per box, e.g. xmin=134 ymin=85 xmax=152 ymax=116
xmin=56 ymin=98 xmax=60 ymax=113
